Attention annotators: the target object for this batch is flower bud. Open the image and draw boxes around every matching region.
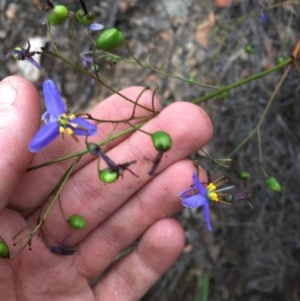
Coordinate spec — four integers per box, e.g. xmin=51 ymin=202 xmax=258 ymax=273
xmin=99 ymin=168 xmax=119 ymax=183
xmin=96 ymin=28 xmax=124 ymax=51
xmin=151 ymin=131 xmax=172 ymax=152
xmin=86 ymin=142 xmax=99 ymax=155
xmin=47 ymin=5 xmax=69 ymax=26
xmin=0 ymin=239 xmax=10 ymax=258
xmin=266 ymin=176 xmax=281 ymax=192
xmin=239 ymin=170 xmax=251 ymax=180
xmin=68 ymin=214 xmax=87 ymax=230
xmin=75 ymin=9 xmax=95 ymax=25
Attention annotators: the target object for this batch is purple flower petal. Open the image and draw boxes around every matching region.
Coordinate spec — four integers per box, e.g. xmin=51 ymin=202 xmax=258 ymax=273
xmin=80 ymin=54 xmax=94 ymax=69
xmin=178 ymin=172 xmax=213 ymax=231
xmin=192 ymin=172 xmax=206 ymax=196
xmin=71 ymin=117 xmax=97 ymax=136
xmin=89 ymin=23 xmax=105 ymax=31
xmin=43 ymin=80 xmax=66 ymax=118
xmin=6 ymin=48 xmax=21 ymax=59
xmin=203 ymin=203 xmax=213 ymax=231
xmin=42 ymin=111 xmax=57 ymax=124
xmin=25 ymin=57 xmax=42 ymax=71
xmin=182 ymin=194 xmax=207 ymax=209
xmin=260 ymin=13 xmax=267 ymax=24
xmin=29 ymin=122 xmax=60 ymax=152
xmin=177 ymin=187 xmax=196 ymax=199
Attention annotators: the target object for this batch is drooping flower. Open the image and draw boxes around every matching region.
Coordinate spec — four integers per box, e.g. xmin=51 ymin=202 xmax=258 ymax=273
xmin=29 ymin=79 xmax=97 ymax=152
xmin=7 ymin=40 xmax=42 ymax=70
xmin=178 ymin=172 xmax=213 ymax=231
xmin=86 ymin=143 xmax=138 ymax=181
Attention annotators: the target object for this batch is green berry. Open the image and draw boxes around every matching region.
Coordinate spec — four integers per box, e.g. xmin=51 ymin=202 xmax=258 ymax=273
xmin=245 ymin=45 xmax=254 ymax=54
xmin=47 ymin=5 xmax=69 ymax=26
xmin=151 ymin=131 xmax=172 ymax=152
xmin=240 ymin=171 xmax=251 ymax=180
xmin=68 ymin=214 xmax=87 ymax=230
xmin=75 ymin=9 xmax=95 ymax=25
xmin=266 ymin=176 xmax=281 ymax=192
xmin=99 ymin=168 xmax=119 ymax=183
xmin=96 ymin=28 xmax=124 ymax=51
xmin=0 ymin=239 xmax=10 ymax=258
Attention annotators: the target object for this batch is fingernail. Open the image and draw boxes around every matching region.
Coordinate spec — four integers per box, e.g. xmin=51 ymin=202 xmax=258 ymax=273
xmin=0 ymin=82 xmax=16 ymax=112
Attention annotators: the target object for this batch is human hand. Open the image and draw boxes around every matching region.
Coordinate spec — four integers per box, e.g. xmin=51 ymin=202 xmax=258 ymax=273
xmin=0 ymin=76 xmax=212 ymax=301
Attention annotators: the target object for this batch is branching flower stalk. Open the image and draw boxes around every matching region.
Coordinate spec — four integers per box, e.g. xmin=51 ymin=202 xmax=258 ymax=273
xmin=191 ymin=57 xmax=292 ymax=104
xmin=12 ymin=156 xmax=81 ymax=258
xmin=227 ymin=63 xmax=292 ymax=158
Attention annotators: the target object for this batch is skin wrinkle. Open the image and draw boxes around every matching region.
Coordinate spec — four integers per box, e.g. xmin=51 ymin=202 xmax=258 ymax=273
xmin=111 ymin=265 xmax=137 ymax=300
xmin=135 ymin=246 xmax=161 ymax=279
xmin=136 ymin=192 xmax=157 ymax=224
xmin=75 ymin=225 xmax=124 ymax=279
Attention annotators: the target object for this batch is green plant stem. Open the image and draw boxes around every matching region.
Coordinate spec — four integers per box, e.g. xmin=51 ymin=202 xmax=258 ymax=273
xmin=27 ymin=120 xmax=148 ymax=171
xmin=228 ymin=64 xmax=292 ymax=158
xmin=191 ymin=57 xmax=292 ymax=104
xmin=12 ymin=157 xmax=80 ymax=258
xmin=41 ymin=49 xmax=153 ymax=112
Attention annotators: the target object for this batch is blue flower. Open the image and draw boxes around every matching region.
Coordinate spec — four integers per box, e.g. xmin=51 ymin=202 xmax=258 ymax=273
xmin=7 ymin=40 xmax=42 ymax=71
xmin=178 ymin=172 xmax=213 ymax=231
xmin=260 ymin=13 xmax=267 ymax=24
xmin=29 ymin=79 xmax=97 ymax=152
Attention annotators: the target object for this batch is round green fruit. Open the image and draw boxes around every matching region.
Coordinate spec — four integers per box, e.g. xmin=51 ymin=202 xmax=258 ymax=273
xmin=99 ymin=168 xmax=119 ymax=183
xmin=151 ymin=131 xmax=172 ymax=152
xmin=239 ymin=171 xmax=251 ymax=180
xmin=266 ymin=176 xmax=282 ymax=192
xmin=96 ymin=28 xmax=124 ymax=51
xmin=68 ymin=214 xmax=87 ymax=230
xmin=0 ymin=240 xmax=10 ymax=258
xmin=75 ymin=9 xmax=95 ymax=25
xmin=245 ymin=44 xmax=254 ymax=54
xmin=47 ymin=5 xmax=69 ymax=26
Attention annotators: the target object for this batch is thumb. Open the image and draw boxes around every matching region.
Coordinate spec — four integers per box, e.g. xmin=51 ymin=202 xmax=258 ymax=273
xmin=0 ymin=76 xmax=40 ymax=210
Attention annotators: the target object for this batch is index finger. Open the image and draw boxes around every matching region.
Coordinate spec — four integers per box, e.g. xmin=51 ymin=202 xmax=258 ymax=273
xmin=10 ymin=86 xmax=161 ymax=210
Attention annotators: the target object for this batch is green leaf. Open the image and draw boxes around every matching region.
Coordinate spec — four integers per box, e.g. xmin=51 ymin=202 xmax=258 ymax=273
xmin=199 ymin=271 xmax=210 ymax=301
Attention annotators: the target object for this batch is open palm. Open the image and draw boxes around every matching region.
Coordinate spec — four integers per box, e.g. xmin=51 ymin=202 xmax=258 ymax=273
xmin=0 ymin=76 xmax=212 ymax=301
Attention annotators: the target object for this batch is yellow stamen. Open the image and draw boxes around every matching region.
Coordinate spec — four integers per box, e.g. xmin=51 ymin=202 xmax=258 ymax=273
xmin=208 ymin=191 xmax=219 ymax=202
xmin=207 ymin=183 xmax=217 ymax=191
xmin=66 ymin=127 xmax=74 ymax=135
